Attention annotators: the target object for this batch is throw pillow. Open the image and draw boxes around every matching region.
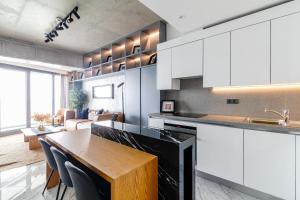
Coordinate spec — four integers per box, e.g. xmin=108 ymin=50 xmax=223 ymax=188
xmin=97 ymin=109 xmax=104 ymax=115
xmin=78 ymin=108 xmax=89 ymax=119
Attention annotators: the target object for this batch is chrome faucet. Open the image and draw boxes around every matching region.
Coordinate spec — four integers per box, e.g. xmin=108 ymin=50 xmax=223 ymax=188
xmin=264 ymin=108 xmax=290 ymax=126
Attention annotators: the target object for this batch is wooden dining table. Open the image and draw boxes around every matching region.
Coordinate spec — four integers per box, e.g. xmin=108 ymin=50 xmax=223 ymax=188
xmin=46 ymin=130 xmax=158 ymax=200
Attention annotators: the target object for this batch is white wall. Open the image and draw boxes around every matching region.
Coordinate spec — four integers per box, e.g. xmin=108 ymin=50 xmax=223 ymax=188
xmin=82 ymin=75 xmax=125 ymax=112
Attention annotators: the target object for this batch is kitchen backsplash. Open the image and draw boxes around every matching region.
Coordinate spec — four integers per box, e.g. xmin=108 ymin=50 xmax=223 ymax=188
xmin=163 ymin=78 xmax=300 ymax=121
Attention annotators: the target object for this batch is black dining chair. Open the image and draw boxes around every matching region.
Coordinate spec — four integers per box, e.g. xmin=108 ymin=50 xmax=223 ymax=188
xmin=39 ymin=138 xmax=60 ymax=197
xmin=65 ymin=161 xmax=103 ymax=200
xmin=50 ymin=147 xmax=73 ymax=200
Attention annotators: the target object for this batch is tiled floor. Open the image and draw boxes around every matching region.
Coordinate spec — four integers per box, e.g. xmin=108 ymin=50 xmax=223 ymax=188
xmin=0 ymin=161 xmax=260 ymax=200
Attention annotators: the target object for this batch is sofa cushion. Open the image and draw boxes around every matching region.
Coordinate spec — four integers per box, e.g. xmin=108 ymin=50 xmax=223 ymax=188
xmin=78 ymin=108 xmax=89 ymax=119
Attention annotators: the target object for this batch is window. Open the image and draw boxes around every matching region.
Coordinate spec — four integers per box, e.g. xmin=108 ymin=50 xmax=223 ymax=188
xmin=0 ymin=68 xmax=26 ymax=131
xmin=54 ymin=75 xmax=62 ymax=113
xmin=30 ymin=72 xmax=53 ymax=125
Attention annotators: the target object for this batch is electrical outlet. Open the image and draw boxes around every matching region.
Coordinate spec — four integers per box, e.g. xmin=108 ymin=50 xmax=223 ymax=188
xmin=227 ymin=99 xmax=239 ymax=104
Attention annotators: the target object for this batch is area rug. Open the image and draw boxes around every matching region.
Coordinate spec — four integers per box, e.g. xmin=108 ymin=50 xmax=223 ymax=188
xmin=0 ymin=133 xmax=44 ymax=171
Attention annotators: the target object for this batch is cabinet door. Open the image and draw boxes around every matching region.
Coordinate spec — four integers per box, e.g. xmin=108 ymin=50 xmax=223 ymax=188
xmin=172 ymin=40 xmax=203 ymax=78
xmin=141 ymin=66 xmax=160 ymax=127
xmin=244 ymin=130 xmax=295 ymax=200
xmin=231 ymin=22 xmax=270 ymax=86
xmin=157 ymin=49 xmax=180 ymax=90
xmin=272 ymin=12 xmax=300 ymax=84
xmin=125 ymin=68 xmax=141 ymax=125
xmin=203 ymin=33 xmax=230 ymax=87
xmin=197 ymin=124 xmax=243 ymax=184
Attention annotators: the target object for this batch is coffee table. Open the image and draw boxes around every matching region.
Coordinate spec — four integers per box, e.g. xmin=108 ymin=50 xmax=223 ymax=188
xmin=21 ymin=126 xmax=65 ymax=150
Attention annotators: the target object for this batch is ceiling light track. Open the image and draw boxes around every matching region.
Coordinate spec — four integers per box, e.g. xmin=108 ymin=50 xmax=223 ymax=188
xmin=44 ymin=6 xmax=80 ymax=43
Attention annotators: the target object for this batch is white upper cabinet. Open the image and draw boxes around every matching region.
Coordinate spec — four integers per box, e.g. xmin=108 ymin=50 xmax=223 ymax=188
xmin=171 ymin=40 xmax=203 ymax=78
xmin=197 ymin=124 xmax=243 ymax=184
xmin=244 ymin=129 xmax=295 ymax=200
xmin=231 ymin=22 xmax=270 ymax=86
xmin=157 ymin=49 xmax=180 ymax=90
xmin=271 ymin=12 xmax=300 ymax=84
xmin=203 ymin=33 xmax=230 ymax=87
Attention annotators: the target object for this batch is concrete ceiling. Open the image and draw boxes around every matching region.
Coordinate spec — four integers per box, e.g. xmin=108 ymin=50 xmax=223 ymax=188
xmin=138 ymin=0 xmax=289 ymax=33
xmin=0 ymin=0 xmax=161 ymax=54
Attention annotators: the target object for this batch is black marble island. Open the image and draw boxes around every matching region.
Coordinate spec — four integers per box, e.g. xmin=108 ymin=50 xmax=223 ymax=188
xmin=91 ymin=121 xmax=196 ymax=200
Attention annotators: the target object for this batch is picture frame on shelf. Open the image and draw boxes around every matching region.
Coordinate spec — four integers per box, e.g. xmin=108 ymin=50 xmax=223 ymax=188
xmin=96 ymin=68 xmax=101 ymax=76
xmin=88 ymin=61 xmax=92 ymax=68
xmin=107 ymin=56 xmax=112 ymax=62
xmin=160 ymin=100 xmax=175 ymax=113
xmin=70 ymin=75 xmax=74 ymax=81
xmin=80 ymin=73 xmax=84 ymax=79
xmin=132 ymin=45 xmax=141 ymax=54
xmin=118 ymin=63 xmax=126 ymax=71
xmin=148 ymin=53 xmax=157 ymax=65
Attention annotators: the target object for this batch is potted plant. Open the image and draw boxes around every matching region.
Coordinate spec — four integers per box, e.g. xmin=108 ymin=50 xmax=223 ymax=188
xmin=69 ymin=88 xmax=88 ymax=115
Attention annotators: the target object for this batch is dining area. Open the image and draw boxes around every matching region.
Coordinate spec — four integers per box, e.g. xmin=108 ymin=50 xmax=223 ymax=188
xmin=39 ymin=129 xmax=158 ymax=200
xmin=38 ymin=121 xmax=195 ymax=200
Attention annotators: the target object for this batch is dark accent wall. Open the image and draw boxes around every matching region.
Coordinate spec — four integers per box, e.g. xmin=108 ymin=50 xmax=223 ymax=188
xmin=164 ymin=78 xmax=300 ymax=120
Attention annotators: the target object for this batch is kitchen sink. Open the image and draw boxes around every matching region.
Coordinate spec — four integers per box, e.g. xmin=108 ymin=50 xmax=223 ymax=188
xmin=249 ymin=118 xmax=280 ymax=125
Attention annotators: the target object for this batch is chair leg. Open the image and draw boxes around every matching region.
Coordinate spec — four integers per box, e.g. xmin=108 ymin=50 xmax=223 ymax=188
xmin=60 ymin=186 xmax=67 ymax=200
xmin=42 ymin=169 xmax=54 ymax=195
xmin=56 ymin=179 xmax=62 ymax=200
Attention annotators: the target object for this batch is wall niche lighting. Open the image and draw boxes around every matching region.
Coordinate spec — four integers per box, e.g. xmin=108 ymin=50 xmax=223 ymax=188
xmin=44 ymin=6 xmax=80 ymax=43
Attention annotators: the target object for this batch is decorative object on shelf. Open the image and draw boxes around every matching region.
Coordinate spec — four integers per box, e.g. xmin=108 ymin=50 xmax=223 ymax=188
xmin=45 ymin=6 xmax=80 ymax=43
xmin=161 ymin=100 xmax=175 ymax=113
xmin=80 ymin=73 xmax=84 ymax=79
xmin=93 ymin=84 xmax=114 ymax=99
xmin=148 ymin=53 xmax=157 ymax=65
xmin=118 ymin=63 xmax=126 ymax=71
xmin=96 ymin=68 xmax=101 ymax=76
xmin=132 ymin=45 xmax=141 ymax=54
xmin=70 ymin=75 xmax=74 ymax=81
xmin=88 ymin=61 xmax=92 ymax=68
xmin=106 ymin=56 xmax=112 ymax=62
xmin=32 ymin=113 xmax=51 ymax=131
xmin=69 ymin=88 xmax=88 ymax=113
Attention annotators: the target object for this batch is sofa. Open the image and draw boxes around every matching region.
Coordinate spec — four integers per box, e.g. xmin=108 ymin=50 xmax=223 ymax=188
xmin=64 ymin=109 xmax=123 ymax=131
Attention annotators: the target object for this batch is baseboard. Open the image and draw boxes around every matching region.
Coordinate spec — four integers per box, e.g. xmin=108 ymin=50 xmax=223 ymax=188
xmin=196 ymin=170 xmax=282 ymax=200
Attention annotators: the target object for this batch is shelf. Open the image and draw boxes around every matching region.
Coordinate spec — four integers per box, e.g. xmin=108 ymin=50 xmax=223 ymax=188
xmin=70 ymin=70 xmax=125 ymax=83
xmin=71 ymin=21 xmax=166 ymax=83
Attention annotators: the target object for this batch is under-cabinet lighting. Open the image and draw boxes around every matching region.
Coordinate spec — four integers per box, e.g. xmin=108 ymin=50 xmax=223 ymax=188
xmin=149 ymin=31 xmax=159 ymax=38
xmin=133 ymin=39 xmax=140 ymax=45
xmin=212 ymin=84 xmax=300 ymax=93
xmin=117 ymin=44 xmax=125 ymax=49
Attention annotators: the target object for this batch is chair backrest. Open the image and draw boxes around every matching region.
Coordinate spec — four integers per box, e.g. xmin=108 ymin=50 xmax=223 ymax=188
xmin=65 ymin=161 xmax=101 ymax=200
xmin=39 ymin=138 xmax=57 ymax=171
xmin=111 ymin=114 xmax=118 ymax=122
xmin=50 ymin=147 xmax=73 ymax=187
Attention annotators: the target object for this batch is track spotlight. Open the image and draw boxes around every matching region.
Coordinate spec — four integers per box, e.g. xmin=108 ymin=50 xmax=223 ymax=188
xmin=56 ymin=24 xmax=64 ymax=30
xmin=52 ymin=30 xmax=58 ymax=37
xmin=67 ymin=17 xmax=73 ymax=23
xmin=44 ymin=6 xmax=80 ymax=43
xmin=72 ymin=6 xmax=80 ymax=19
xmin=62 ymin=22 xmax=69 ymax=29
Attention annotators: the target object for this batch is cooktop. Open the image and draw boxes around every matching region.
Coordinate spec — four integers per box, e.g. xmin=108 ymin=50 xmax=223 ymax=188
xmin=161 ymin=113 xmax=207 ymax=118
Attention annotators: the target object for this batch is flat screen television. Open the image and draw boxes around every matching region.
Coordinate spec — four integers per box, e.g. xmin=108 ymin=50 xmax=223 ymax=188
xmin=92 ymin=84 xmax=114 ymax=99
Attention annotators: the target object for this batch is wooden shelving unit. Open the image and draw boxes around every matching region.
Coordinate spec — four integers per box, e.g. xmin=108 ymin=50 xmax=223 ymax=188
xmin=69 ymin=21 xmax=166 ymax=82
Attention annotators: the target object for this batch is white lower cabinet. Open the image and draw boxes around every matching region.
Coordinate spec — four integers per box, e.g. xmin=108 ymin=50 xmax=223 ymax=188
xmin=196 ymin=124 xmax=243 ymax=184
xmin=244 ymin=130 xmax=295 ymax=200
